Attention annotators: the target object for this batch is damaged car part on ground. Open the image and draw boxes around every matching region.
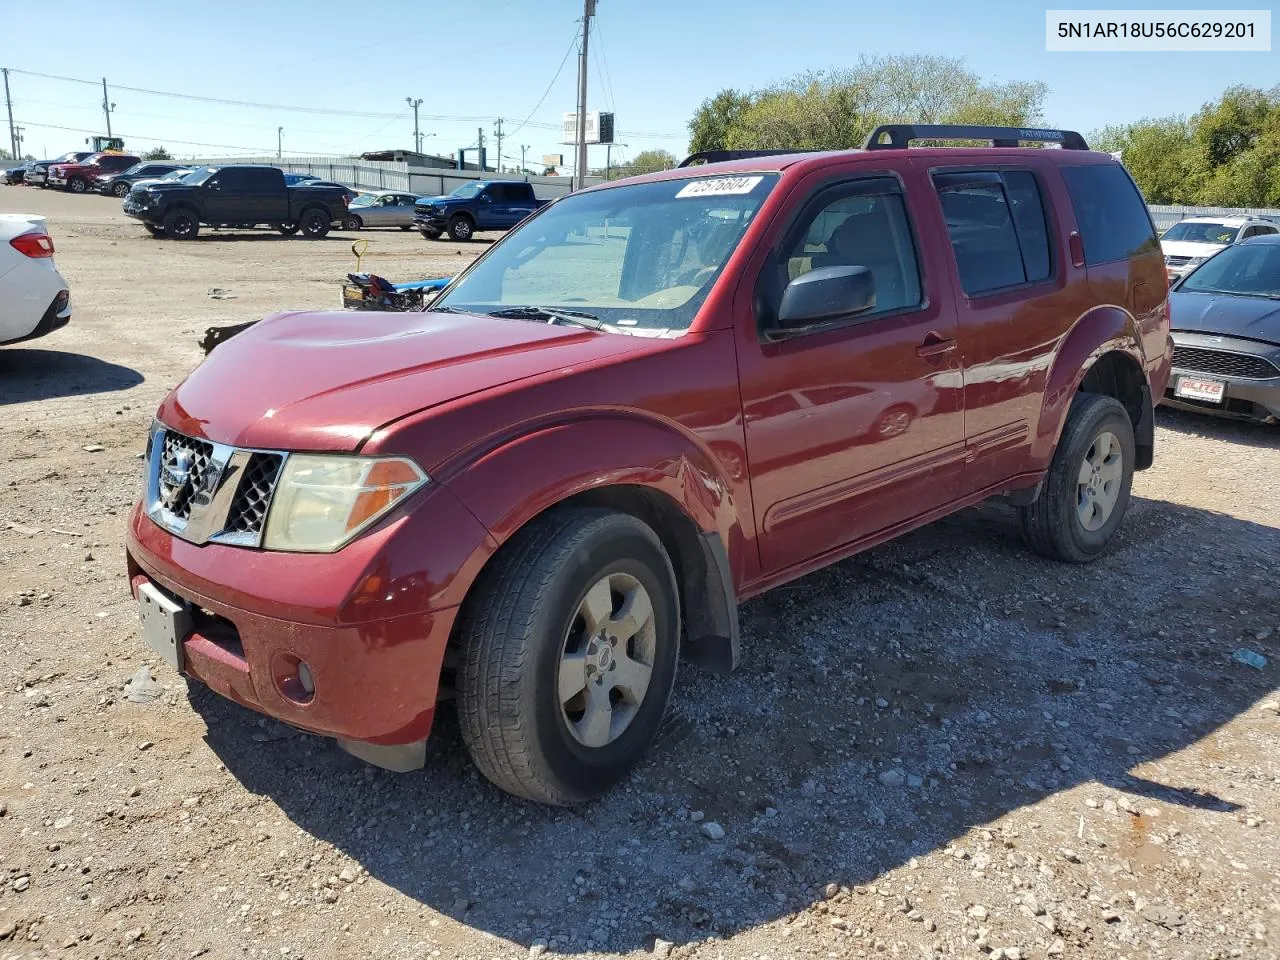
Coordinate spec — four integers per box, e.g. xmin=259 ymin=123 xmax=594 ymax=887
xmin=127 ymin=125 xmax=1173 ymax=805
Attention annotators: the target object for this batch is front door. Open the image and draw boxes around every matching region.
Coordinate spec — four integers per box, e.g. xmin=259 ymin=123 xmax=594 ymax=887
xmin=201 ymin=168 xmax=249 ymax=222
xmin=737 ymin=170 xmax=965 ymax=574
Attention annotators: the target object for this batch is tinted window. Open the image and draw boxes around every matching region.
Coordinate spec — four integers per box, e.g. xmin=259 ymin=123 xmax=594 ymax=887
xmin=770 ymin=178 xmax=922 ymax=323
xmin=101 ymin=156 xmax=137 ymax=171
xmin=1061 ymin=164 xmax=1159 ymax=264
xmin=934 ymin=175 xmax=1026 ymax=295
xmin=242 ymin=168 xmax=281 ymax=192
xmin=1004 ymin=172 xmax=1052 ymax=283
xmin=1179 ymin=243 xmax=1280 ymax=297
xmin=211 ymin=169 xmax=248 ymax=190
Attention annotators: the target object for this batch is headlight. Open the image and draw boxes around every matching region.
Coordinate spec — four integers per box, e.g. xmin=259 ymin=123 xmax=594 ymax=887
xmin=262 ymin=454 xmax=427 ymax=553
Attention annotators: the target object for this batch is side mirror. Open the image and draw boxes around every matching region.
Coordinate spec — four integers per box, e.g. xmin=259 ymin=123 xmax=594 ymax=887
xmin=777 ymin=265 xmax=875 ymax=329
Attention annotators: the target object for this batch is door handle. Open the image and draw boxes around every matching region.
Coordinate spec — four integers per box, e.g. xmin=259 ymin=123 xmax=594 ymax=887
xmin=916 ymin=333 xmax=957 ymax=360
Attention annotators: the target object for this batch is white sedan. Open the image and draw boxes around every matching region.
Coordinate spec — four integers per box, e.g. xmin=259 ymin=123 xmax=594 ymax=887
xmin=1 ymin=214 xmax=71 ymax=345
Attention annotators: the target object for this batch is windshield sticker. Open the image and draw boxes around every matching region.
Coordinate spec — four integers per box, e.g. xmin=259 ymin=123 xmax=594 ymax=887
xmin=675 ymin=176 xmax=763 ymax=199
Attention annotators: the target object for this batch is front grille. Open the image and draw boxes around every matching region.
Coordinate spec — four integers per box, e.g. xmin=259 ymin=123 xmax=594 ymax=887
xmin=1172 ymin=345 xmax=1280 ymax=380
xmin=160 ymin=432 xmax=215 ymax=519
xmin=225 ymin=453 xmax=283 ymax=534
xmin=1164 ymin=255 xmax=1191 ymax=267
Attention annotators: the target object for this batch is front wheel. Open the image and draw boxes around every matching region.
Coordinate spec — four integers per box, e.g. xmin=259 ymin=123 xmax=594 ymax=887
xmin=342 ymin=215 xmax=362 ymax=231
xmin=112 ymin=182 xmax=131 ymax=198
xmin=419 ymin=228 xmax=441 ymax=241
xmin=163 ymin=209 xmax=200 ymax=240
xmin=143 ymin=223 xmax=164 ymax=237
xmin=447 ymin=215 xmax=474 ymax=242
xmin=1019 ymin=393 xmax=1135 ymax=563
xmin=276 ymin=223 xmax=299 ymax=235
xmin=456 ymin=507 xmax=680 ymax=805
xmin=299 ymin=209 xmax=330 ymax=239
xmin=69 ymin=177 xmax=88 ymax=194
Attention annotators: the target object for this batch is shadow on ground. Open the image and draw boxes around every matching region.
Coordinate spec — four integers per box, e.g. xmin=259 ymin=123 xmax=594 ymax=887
xmin=0 ymin=347 xmax=143 ymax=405
xmin=193 ymin=495 xmax=1279 ymax=954
xmin=1156 ymin=405 xmax=1280 ymax=450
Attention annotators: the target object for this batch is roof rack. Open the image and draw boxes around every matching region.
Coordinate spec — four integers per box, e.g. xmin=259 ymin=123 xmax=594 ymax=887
xmin=863 ymin=125 xmax=1090 ymax=151
xmin=677 ymin=149 xmax=813 ymax=168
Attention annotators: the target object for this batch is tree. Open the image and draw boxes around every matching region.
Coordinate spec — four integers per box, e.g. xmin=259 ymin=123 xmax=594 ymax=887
xmin=687 ymin=56 xmax=1048 ymax=154
xmin=611 ymin=149 xmax=678 ymax=179
xmin=143 ymin=146 xmax=174 ymax=161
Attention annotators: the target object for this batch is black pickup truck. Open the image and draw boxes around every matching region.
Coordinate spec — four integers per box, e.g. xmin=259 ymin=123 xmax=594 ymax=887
xmin=122 ymin=165 xmax=349 ymax=239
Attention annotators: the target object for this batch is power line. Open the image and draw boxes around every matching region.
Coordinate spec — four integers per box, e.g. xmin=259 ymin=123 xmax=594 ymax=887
xmin=506 ymin=28 xmax=580 ymax=140
xmin=10 ymin=118 xmax=340 ymax=155
xmin=593 ymin=17 xmax=618 ymax=114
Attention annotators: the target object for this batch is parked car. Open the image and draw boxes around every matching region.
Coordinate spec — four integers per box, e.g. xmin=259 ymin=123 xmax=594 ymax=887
xmin=131 ymin=167 xmax=194 ymax=191
xmin=24 ymin=152 xmax=94 ymax=188
xmin=96 ymin=161 xmax=187 ymax=198
xmin=283 ymin=172 xmax=321 ymax=186
xmin=1160 ymin=215 xmax=1279 ymax=281
xmin=0 ymin=214 xmax=71 ymax=345
xmin=47 ymin=153 xmax=141 ymax=193
xmin=125 ymin=124 xmax=1170 ymax=804
xmin=341 ymin=190 xmax=421 ymax=231
xmin=4 ymin=165 xmax=27 ymax=185
xmin=1160 ymin=233 xmax=1280 ymax=423
xmin=122 ymin=165 xmax=349 ymax=239
xmin=414 ymin=180 xmax=549 ymax=241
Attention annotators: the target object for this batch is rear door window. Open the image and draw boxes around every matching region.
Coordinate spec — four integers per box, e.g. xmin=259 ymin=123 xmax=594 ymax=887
xmin=241 ymin=168 xmax=280 ymax=193
xmin=1060 ymin=164 xmax=1159 ymax=264
xmin=933 ymin=170 xmax=1052 ymax=296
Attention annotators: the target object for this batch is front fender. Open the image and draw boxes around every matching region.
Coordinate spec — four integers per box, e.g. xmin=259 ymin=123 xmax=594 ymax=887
xmin=1032 ymin=305 xmax=1146 ymax=464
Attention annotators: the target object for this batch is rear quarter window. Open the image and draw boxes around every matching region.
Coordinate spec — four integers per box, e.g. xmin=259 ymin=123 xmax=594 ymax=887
xmin=1061 ymin=164 xmax=1159 ymax=265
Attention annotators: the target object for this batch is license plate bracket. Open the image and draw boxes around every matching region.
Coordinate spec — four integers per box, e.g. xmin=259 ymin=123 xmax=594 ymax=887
xmin=1175 ymin=376 xmax=1226 ymax=403
xmin=137 ymin=581 xmax=192 ymax=672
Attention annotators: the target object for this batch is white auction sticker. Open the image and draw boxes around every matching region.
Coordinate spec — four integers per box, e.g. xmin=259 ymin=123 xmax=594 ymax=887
xmin=675 ymin=176 xmax=764 ymax=199
xmin=1046 ymin=9 xmax=1271 ymax=51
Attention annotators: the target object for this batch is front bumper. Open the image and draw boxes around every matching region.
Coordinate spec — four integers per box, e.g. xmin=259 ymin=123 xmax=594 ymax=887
xmin=413 ymin=210 xmax=447 ymax=232
xmin=124 ymin=479 xmax=487 ymax=752
xmin=122 ymin=198 xmax=159 ymax=222
xmin=26 ymin=170 xmax=47 ymax=186
xmin=1160 ymin=332 xmax=1280 ymax=423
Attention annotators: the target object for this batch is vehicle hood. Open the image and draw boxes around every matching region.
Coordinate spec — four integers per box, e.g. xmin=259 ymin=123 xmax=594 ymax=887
xmin=1170 ymin=290 xmax=1280 ymax=343
xmin=158 ymin=310 xmax=659 ymax=451
xmin=1161 ymin=240 xmax=1228 ymax=258
xmin=416 ymin=195 xmax=455 ymax=206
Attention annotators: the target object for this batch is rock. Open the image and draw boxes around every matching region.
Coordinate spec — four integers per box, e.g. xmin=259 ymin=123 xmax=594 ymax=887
xmin=700 ymin=821 xmax=725 ymax=841
xmin=54 ymin=816 xmax=73 ymax=830
xmin=137 ymin=740 xmax=155 ymax=751
xmin=764 ymin=807 xmax=778 ymax=818
xmin=1259 ymin=700 xmax=1279 ymax=714
xmin=828 ymin=918 xmax=850 ymax=931
xmin=529 ymin=943 xmax=547 ymax=957
xmin=689 ymin=810 xmax=704 ymax=822
xmin=652 ymin=938 xmax=673 ymax=958
xmin=878 ymin=769 xmax=906 ymax=788
xmin=123 ymin=928 xmax=143 ymax=944
xmin=321 ymin=888 xmax=339 ymax=904
xmin=12 ymin=876 xmax=30 ymax=892
xmin=1059 ymin=848 xmax=1082 ymax=863
xmin=129 ymin=785 xmax=142 ymax=798
xmin=967 ymin=905 xmax=989 ymax=921
xmin=1233 ymin=648 xmax=1267 ymax=669
xmin=906 ymin=774 xmax=924 ymax=789
xmin=339 ymin=866 xmax=357 ymax=883
xmin=875 ymin=697 xmax=889 ymax=709
xmin=0 ymin=801 xmax=7 ymax=816
xmin=1046 ymin=939 xmax=1066 ymax=956
xmin=82 ymin=444 xmax=106 ymax=453
xmin=0 ymin=921 xmax=15 ymax=939
xmin=84 ymin=550 xmax=95 ymax=562
xmin=823 ymin=882 xmax=840 ymax=899
xmin=125 ymin=666 xmax=163 ymax=704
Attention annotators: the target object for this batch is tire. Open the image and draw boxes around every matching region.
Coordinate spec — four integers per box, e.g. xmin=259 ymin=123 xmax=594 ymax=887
xmin=342 ymin=215 xmax=362 ymax=231
xmin=69 ymin=177 xmax=88 ymax=194
xmin=400 ymin=225 xmax=413 ymax=231
xmin=276 ymin=223 xmax=299 ymax=236
xmin=143 ymin=223 xmax=164 ymax=237
xmin=299 ymin=208 xmax=330 ymax=239
xmin=112 ymin=181 xmax=131 ymax=198
xmin=1019 ymin=393 xmax=1135 ymax=563
xmin=419 ymin=229 xmax=441 ymax=241
xmin=447 ymin=214 xmax=474 ymax=242
xmin=163 ymin=208 xmax=200 ymax=240
xmin=456 ymin=507 xmax=680 ymax=805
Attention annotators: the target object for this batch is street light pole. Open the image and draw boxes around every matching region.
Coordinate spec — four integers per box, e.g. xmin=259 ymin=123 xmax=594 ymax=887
xmin=101 ymin=78 xmax=114 ymax=139
xmin=406 ymin=97 xmax=423 ymax=153
xmin=277 ymin=126 xmax=283 ymax=159
xmin=574 ymin=0 xmax=596 ymax=190
xmin=520 ymin=144 xmax=529 ymax=175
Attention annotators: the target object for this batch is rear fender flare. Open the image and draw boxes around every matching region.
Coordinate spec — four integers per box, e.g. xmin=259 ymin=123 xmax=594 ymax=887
xmin=1032 ymin=305 xmax=1147 ymax=464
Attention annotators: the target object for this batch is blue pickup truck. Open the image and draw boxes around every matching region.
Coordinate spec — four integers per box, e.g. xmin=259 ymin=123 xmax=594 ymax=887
xmin=413 ymin=180 xmax=549 ymax=241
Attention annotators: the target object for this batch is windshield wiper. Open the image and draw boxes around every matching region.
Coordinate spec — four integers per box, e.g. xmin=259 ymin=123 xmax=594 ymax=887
xmin=427 ymin=305 xmax=463 ymax=313
xmin=486 ymin=305 xmax=605 ymax=330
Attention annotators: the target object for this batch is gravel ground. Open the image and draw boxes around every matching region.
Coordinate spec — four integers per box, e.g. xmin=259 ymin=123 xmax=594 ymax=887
xmin=1 ymin=187 xmax=1277 ymax=960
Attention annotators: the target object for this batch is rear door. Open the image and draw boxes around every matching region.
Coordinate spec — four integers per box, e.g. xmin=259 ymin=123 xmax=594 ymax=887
xmin=245 ymin=167 xmax=288 ymax=221
xmin=502 ymin=184 xmax=539 ymax=228
xmin=921 ymin=159 xmax=1078 ymax=491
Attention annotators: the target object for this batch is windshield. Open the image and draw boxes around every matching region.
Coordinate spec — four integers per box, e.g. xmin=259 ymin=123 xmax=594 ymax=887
xmin=434 ymin=173 xmax=779 ymax=332
xmin=181 ymin=167 xmax=219 ymax=185
xmin=449 ymin=182 xmax=485 ymax=199
xmin=159 ymin=169 xmax=190 ymax=181
xmin=349 ymin=194 xmax=377 ymax=207
xmin=119 ymin=163 xmax=144 ymax=176
xmin=1163 ymin=221 xmax=1235 ymax=244
xmin=1179 ymin=243 xmax=1280 ymax=298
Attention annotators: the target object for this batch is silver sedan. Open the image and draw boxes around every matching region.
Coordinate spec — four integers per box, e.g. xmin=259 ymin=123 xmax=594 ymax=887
xmin=341 ymin=191 xmax=421 ymax=231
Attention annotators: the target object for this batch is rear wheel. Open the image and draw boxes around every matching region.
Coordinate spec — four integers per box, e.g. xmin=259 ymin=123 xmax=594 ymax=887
xmin=143 ymin=223 xmax=164 ymax=237
xmin=399 ymin=225 xmax=413 ymax=231
xmin=112 ymin=181 xmax=131 ymax=198
xmin=456 ymin=507 xmax=680 ymax=805
xmin=163 ymin=209 xmax=200 ymax=240
xmin=447 ymin=214 xmax=474 ymax=242
xmin=299 ymin=208 xmax=330 ymax=239
xmin=1019 ymin=393 xmax=1135 ymax=563
xmin=68 ymin=177 xmax=88 ymax=194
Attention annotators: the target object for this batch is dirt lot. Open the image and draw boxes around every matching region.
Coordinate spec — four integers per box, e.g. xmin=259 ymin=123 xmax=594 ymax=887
xmin=1 ymin=186 xmax=1278 ymax=960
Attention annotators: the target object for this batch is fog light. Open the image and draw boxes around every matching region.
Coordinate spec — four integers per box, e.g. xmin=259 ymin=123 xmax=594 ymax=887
xmin=272 ymin=654 xmax=315 ymax=705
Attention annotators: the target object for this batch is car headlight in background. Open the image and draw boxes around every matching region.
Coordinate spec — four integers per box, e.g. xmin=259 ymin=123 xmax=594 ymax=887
xmin=262 ymin=455 xmax=427 ymax=553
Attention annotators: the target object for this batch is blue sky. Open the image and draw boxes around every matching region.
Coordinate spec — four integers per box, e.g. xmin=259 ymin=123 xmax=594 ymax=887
xmin=4 ymin=0 xmax=1276 ymax=166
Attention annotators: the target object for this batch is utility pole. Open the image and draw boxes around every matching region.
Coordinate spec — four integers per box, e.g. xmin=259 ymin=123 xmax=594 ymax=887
xmin=14 ymin=126 xmax=24 ymax=159
xmin=493 ymin=118 xmax=504 ymax=174
xmin=277 ymin=127 xmax=283 ymax=159
xmin=101 ymin=77 xmax=115 ymax=138
xmin=406 ymin=97 xmax=423 ymax=153
xmin=574 ymin=0 xmax=596 ymax=190
xmin=476 ymin=126 xmax=486 ymax=170
xmin=520 ymin=144 xmax=529 ymax=175
xmin=604 ymin=141 xmax=628 ymax=181
xmin=3 ymin=68 xmax=17 ymax=160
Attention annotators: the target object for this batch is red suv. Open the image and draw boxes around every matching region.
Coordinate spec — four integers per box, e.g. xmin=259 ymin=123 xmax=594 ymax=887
xmin=126 ymin=125 xmax=1172 ymax=805
xmin=47 ymin=152 xmax=140 ymax=193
